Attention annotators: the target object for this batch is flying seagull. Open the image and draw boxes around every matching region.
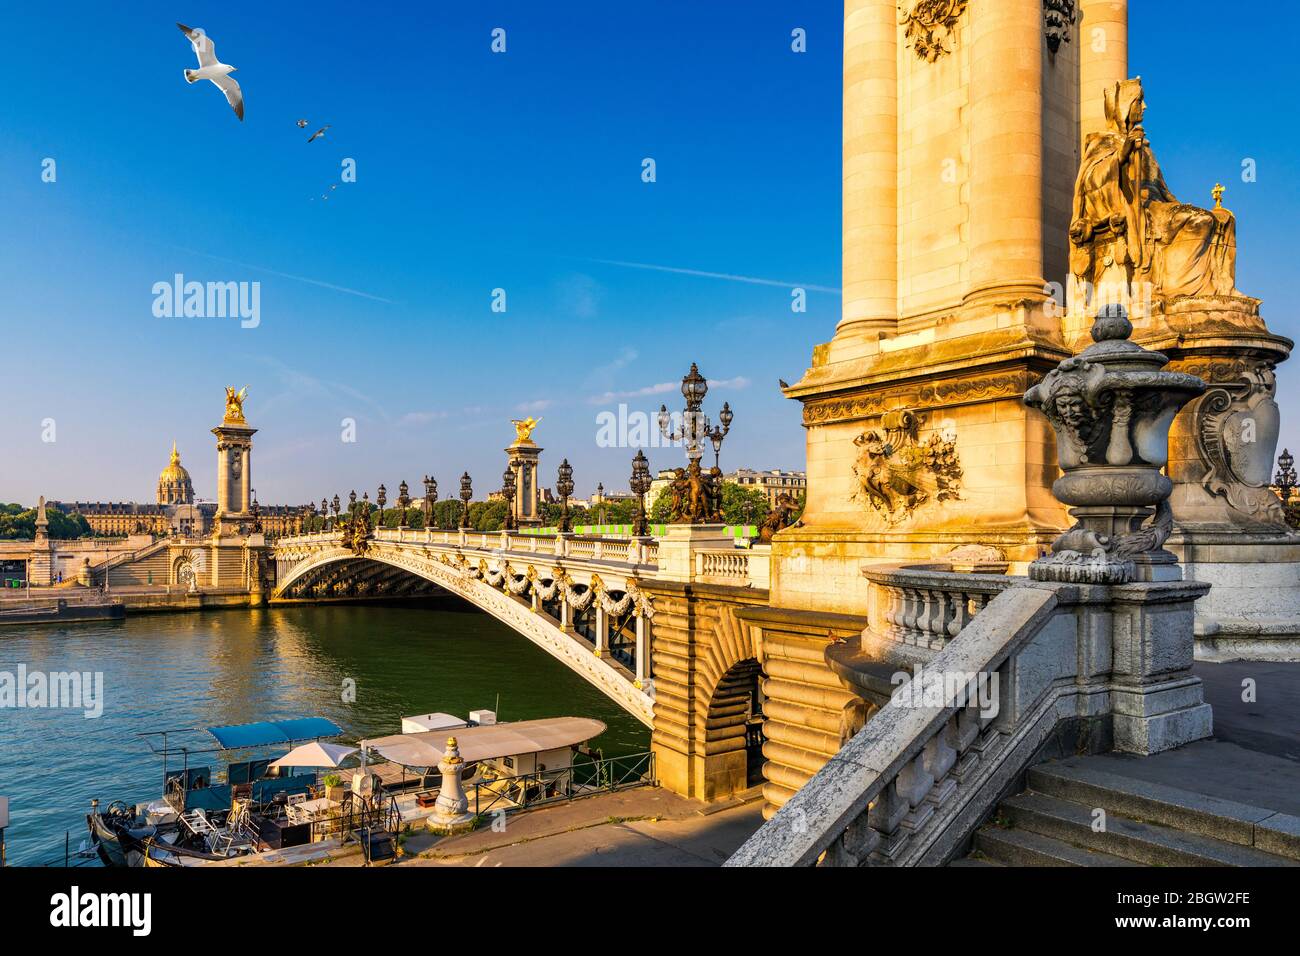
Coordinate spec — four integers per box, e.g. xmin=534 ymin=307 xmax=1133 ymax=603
xmin=297 ymin=118 xmax=309 ymax=128
xmin=177 ymin=23 xmax=243 ymax=121
xmin=306 ymin=124 xmax=331 ymax=143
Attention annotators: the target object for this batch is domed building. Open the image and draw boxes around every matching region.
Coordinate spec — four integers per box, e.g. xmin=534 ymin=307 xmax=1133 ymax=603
xmin=157 ymin=442 xmax=195 ymax=506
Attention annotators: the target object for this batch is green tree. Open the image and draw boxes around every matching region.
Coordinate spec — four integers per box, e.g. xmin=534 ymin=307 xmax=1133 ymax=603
xmin=468 ymin=499 xmax=509 ymax=532
xmin=0 ymin=504 xmax=93 ymax=540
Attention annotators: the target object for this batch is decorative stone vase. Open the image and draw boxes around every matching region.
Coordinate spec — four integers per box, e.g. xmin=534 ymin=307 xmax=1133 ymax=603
xmin=1024 ymin=305 xmax=1205 ymax=583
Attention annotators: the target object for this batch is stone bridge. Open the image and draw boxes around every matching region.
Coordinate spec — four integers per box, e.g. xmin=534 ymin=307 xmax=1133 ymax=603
xmin=273 ymin=527 xmax=770 ymax=731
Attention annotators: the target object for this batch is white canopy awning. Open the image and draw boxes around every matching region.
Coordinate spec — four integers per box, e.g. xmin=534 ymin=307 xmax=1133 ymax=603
xmin=267 ymin=741 xmax=359 ymax=769
xmin=366 ymin=717 xmax=607 ymax=767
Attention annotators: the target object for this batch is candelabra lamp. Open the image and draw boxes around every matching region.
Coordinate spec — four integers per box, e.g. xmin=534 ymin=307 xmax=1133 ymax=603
xmin=397 ymin=480 xmax=411 ymax=528
xmin=556 ymin=459 xmax=575 ymax=533
xmin=630 ymin=450 xmax=652 ymax=537
xmin=1275 ymin=449 xmax=1297 ymax=507
xmin=502 ymin=465 xmax=518 ymax=532
xmin=423 ymin=475 xmax=438 ymax=529
xmin=459 ymin=472 xmax=473 ymax=530
xmin=657 ymin=362 xmax=734 ymax=467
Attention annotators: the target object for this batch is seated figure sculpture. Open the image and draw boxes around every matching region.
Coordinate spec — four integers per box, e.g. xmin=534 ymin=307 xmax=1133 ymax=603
xmin=1070 ymin=78 xmax=1238 ymax=306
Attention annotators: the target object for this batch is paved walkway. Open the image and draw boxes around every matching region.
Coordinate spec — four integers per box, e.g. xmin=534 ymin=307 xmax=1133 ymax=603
xmin=320 ymin=786 xmax=766 ymax=867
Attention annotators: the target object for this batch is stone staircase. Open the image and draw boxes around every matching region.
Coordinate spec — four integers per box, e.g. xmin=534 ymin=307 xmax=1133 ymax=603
xmin=958 ymin=752 xmax=1300 ymax=867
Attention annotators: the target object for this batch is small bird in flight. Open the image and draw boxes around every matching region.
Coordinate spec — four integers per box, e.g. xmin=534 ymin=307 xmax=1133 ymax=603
xmin=306 ymin=125 xmax=331 ymax=143
xmin=296 ymin=118 xmax=309 ymax=128
xmin=177 ymin=23 xmax=243 ymax=121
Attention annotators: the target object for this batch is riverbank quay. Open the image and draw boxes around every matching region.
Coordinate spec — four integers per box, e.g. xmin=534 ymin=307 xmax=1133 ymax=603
xmin=0 ymin=587 xmax=438 ymax=623
xmin=335 ymin=786 xmax=763 ymax=868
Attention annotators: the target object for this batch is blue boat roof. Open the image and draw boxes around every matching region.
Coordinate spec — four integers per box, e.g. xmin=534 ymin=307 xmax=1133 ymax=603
xmin=206 ymin=717 xmax=343 ymax=749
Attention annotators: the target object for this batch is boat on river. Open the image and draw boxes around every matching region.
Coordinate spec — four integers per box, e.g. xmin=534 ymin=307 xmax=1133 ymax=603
xmin=86 ymin=716 xmax=395 ymax=867
xmin=85 ymin=710 xmax=622 ymax=866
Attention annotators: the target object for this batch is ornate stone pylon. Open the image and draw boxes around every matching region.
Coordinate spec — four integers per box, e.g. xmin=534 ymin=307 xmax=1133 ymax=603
xmin=507 ymin=417 xmax=542 ymax=527
xmin=211 ymin=387 xmax=257 ymax=539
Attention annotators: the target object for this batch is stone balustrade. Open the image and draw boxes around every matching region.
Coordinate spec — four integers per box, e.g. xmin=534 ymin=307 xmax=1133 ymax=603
xmin=863 ymin=564 xmax=1014 ymax=650
xmin=728 ymin=566 xmax=1215 ymax=867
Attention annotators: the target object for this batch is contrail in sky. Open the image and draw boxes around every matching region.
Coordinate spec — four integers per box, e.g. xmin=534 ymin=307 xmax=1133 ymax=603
xmin=580 ymin=257 xmax=841 ymax=294
xmin=172 ymin=245 xmax=398 ymax=304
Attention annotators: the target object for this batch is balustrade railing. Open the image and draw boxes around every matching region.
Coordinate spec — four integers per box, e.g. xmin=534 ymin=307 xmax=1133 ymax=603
xmin=864 ymin=564 xmax=1013 ymax=650
xmin=727 ymin=579 xmax=1062 ymax=867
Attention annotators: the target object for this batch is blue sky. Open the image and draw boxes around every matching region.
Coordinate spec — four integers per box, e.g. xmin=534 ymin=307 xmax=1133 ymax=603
xmin=1 ymin=2 xmax=1295 ymax=506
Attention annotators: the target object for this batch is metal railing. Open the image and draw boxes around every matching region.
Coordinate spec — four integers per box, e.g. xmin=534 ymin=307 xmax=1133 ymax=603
xmin=468 ymin=751 xmax=656 ymax=819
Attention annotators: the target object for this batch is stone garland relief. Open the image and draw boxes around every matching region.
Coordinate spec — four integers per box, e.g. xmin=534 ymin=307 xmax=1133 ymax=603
xmin=899 ymin=0 xmax=967 ymax=62
xmin=852 ymin=410 xmax=962 ymax=525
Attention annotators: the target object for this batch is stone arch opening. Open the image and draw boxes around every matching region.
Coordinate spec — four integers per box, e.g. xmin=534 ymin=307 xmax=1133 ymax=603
xmin=706 ymin=658 xmax=767 ymax=792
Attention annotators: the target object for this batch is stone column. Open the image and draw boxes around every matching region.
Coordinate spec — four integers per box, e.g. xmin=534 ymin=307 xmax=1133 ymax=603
xmin=215 ymin=442 xmax=229 ymax=516
xmin=634 ymin=613 xmax=650 ymax=686
xmin=239 ymin=447 xmax=252 ymax=514
xmin=559 ymin=595 xmax=571 ymax=631
xmin=594 ymin=604 xmax=608 ymax=657
xmin=837 ymin=0 xmax=897 ymax=338
xmin=964 ymin=0 xmax=1047 ymax=306
xmin=1078 ymin=0 xmax=1128 ymax=142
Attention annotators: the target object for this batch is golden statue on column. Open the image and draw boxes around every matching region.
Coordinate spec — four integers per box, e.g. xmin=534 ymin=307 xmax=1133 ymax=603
xmin=1070 ymin=78 xmax=1238 ymax=305
xmin=223 ymin=386 xmax=249 ymax=425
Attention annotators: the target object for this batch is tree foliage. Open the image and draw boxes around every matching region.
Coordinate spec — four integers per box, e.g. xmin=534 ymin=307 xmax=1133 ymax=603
xmin=0 ymin=503 xmax=93 ymax=540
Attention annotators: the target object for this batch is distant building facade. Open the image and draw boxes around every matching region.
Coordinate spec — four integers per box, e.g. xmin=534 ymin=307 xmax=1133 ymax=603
xmin=53 ymin=441 xmax=299 ymax=539
xmin=726 ymin=468 xmax=807 ymax=506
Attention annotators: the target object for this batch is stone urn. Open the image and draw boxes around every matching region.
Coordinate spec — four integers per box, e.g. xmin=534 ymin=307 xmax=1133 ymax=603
xmin=1025 ymin=305 xmax=1205 ymax=583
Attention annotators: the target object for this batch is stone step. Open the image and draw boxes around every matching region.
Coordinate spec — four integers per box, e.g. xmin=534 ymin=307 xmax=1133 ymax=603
xmin=974 ymin=824 xmax=1140 ymax=867
xmin=1001 ymin=792 xmax=1300 ymax=867
xmin=947 ymin=856 xmax=1002 ymax=867
xmin=1029 ymin=758 xmax=1300 ymax=858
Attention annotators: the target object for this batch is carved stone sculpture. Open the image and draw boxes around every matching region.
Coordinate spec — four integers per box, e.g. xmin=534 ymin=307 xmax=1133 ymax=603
xmin=1070 ymin=78 xmax=1239 ymax=310
xmin=852 ymin=410 xmax=962 ymax=525
xmin=1043 ymin=0 xmax=1077 ymax=54
xmin=1025 ymin=305 xmax=1205 ymax=583
xmin=899 ymin=1 xmax=967 ymax=62
xmin=759 ymin=492 xmax=802 ymax=544
xmin=1193 ymin=364 xmax=1286 ymax=527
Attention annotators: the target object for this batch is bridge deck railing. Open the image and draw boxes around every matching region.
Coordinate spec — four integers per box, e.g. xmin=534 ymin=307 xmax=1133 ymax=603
xmin=280 ymin=528 xmax=661 ymax=569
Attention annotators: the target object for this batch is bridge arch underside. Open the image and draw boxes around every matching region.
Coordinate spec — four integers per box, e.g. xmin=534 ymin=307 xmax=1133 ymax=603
xmin=273 ymin=548 xmax=654 ymax=727
xmin=276 ymin=557 xmax=442 ymax=601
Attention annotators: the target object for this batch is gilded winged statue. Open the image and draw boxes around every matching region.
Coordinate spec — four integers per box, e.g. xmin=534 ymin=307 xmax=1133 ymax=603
xmin=511 ymin=416 xmax=541 ymax=443
xmin=223 ymin=386 xmax=249 ymax=424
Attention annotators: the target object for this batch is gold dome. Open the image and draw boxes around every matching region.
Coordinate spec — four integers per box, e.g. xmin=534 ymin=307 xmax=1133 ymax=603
xmin=159 ymin=441 xmax=191 ymax=483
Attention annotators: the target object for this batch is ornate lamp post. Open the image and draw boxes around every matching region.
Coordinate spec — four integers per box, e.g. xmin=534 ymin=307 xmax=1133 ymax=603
xmin=397 ymin=480 xmax=410 ymax=529
xmin=377 ymin=484 xmax=387 ymax=529
xmin=348 ymin=490 xmax=357 ymax=518
xmin=423 ymin=475 xmax=438 ymax=529
xmin=556 ymin=459 xmax=575 ymax=533
xmin=331 ymin=494 xmax=340 ymax=530
xmin=459 ymin=472 xmax=473 ymax=530
xmin=1275 ymin=449 xmax=1297 ymax=506
xmin=595 ymin=482 xmax=606 ymax=527
xmin=630 ymin=451 xmax=652 ymax=537
xmin=501 ymin=465 xmax=518 ymax=532
xmin=658 ymin=362 xmax=733 ymax=467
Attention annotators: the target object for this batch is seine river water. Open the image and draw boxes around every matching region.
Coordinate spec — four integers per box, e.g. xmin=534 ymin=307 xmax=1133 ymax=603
xmin=0 ymin=603 xmax=649 ymax=866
